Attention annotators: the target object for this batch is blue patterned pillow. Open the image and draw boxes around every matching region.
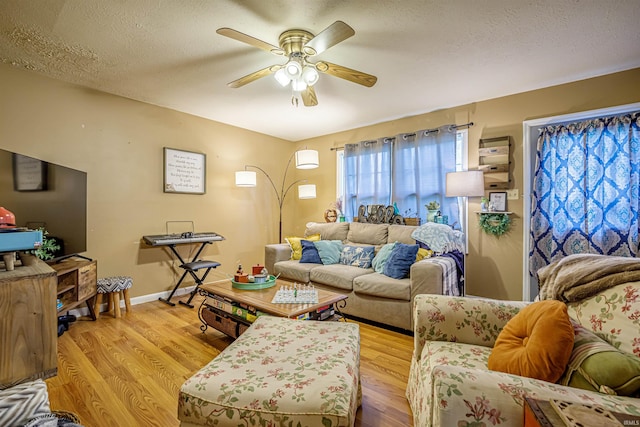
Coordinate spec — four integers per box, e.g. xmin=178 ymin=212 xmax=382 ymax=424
xmin=299 ymin=239 xmax=322 ymax=264
xmin=372 ymin=242 xmax=397 ymax=273
xmin=340 ymin=245 xmax=375 ymax=268
xmin=411 ymin=223 xmax=464 ymax=254
xmin=383 ymin=243 xmax=419 ymax=279
xmin=313 ymin=240 xmax=343 ymax=265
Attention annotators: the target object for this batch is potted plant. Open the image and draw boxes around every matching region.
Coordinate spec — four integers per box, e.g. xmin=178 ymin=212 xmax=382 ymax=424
xmin=32 ymin=227 xmax=61 ymax=261
xmin=481 ymin=196 xmax=489 ymax=212
xmin=425 ymin=200 xmax=440 ymax=223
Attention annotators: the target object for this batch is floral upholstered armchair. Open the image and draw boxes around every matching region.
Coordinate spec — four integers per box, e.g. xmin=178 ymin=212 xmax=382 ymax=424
xmin=406 ymin=276 xmax=640 ymax=426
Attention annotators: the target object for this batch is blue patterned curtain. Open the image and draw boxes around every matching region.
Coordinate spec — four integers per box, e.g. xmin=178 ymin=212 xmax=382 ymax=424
xmin=529 ymin=112 xmax=640 ymax=275
xmin=343 ymin=138 xmax=392 ymax=221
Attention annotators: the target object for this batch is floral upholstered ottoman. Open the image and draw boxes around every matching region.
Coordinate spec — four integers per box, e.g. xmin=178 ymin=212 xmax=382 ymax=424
xmin=178 ymin=316 xmax=361 ymax=427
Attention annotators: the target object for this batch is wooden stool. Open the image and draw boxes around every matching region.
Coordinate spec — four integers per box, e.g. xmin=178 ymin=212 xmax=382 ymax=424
xmin=94 ymin=276 xmax=133 ymax=318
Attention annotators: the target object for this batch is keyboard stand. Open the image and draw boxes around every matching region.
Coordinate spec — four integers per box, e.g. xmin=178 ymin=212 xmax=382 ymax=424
xmin=159 ymin=241 xmax=218 ymax=307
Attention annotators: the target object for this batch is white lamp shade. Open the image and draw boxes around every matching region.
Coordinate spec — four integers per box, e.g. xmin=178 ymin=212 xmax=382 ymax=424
xmin=446 ymin=171 xmax=485 ymax=197
xmin=298 ymin=184 xmax=316 ymax=199
xmin=235 ymin=170 xmax=257 ymax=187
xmin=295 ymin=149 xmax=319 ymax=169
xmin=291 ymin=78 xmax=307 ymax=92
xmin=274 ymin=68 xmax=290 ymax=87
xmin=284 ymin=59 xmax=302 ymax=79
xmin=301 ymin=65 xmax=319 ymax=86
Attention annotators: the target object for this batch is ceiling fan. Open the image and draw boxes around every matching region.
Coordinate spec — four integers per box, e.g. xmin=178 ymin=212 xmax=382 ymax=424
xmin=216 ymin=21 xmax=377 ymax=107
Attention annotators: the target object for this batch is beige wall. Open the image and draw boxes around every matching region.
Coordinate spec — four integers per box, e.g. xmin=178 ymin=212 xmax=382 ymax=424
xmin=2 ymin=63 xmax=639 ymax=302
xmin=0 ymin=63 xmax=302 ymax=298
xmin=295 ymin=68 xmax=640 ymax=301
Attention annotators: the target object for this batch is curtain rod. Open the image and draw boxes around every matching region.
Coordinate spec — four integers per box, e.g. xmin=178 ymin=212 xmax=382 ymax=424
xmin=330 ymin=121 xmax=474 ymax=150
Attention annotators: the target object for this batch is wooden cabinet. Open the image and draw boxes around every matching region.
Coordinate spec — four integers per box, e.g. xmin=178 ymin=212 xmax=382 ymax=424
xmin=479 ymin=136 xmax=511 ymax=190
xmin=0 ymin=258 xmax=58 ymax=389
xmin=50 ymin=258 xmax=97 ymax=319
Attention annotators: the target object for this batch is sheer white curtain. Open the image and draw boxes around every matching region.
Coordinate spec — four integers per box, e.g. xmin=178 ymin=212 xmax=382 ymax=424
xmin=343 ymin=138 xmax=392 ymax=221
xmin=392 ymin=126 xmax=460 ymax=225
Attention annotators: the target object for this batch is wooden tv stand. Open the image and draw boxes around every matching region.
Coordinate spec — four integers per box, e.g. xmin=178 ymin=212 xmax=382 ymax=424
xmin=50 ymin=257 xmax=98 ymax=320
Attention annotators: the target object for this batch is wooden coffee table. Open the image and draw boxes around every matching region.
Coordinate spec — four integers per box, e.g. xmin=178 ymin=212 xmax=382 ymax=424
xmin=197 ymin=280 xmax=348 ymax=338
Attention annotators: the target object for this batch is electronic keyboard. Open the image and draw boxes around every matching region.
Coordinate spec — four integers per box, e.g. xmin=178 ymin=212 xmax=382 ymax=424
xmin=142 ymin=232 xmax=224 ymax=246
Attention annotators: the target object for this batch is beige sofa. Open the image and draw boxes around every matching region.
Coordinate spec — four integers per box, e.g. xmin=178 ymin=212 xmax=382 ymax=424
xmin=406 ymin=278 xmax=640 ymax=426
xmin=265 ymin=221 xmax=458 ymax=331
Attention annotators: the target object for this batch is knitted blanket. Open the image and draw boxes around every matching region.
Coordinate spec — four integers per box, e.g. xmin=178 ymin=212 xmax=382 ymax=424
xmin=537 ymin=254 xmax=640 ymax=303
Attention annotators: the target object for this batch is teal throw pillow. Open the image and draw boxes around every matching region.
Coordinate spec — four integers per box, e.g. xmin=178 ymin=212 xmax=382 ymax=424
xmin=313 ymin=240 xmax=343 ymax=265
xmin=299 ymin=239 xmax=322 ymax=264
xmin=383 ymin=243 xmax=419 ymax=279
xmin=372 ymin=242 xmax=397 ymax=273
xmin=340 ymin=245 xmax=375 ymax=268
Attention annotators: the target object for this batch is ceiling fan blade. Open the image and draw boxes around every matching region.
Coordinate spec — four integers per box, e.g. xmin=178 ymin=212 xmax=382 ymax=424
xmin=315 ymin=61 xmax=377 ymax=87
xmin=217 ymin=27 xmax=285 ymax=55
xmin=301 ymin=86 xmax=318 ymax=107
xmin=228 ymin=65 xmax=281 ymax=88
xmin=303 ymin=21 xmax=355 ymax=56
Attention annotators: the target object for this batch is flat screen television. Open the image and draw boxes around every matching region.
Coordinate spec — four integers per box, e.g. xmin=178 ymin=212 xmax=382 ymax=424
xmin=0 ymin=148 xmax=87 ymax=260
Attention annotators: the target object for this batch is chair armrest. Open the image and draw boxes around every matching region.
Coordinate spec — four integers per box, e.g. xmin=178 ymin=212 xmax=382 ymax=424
xmin=412 ymin=294 xmax=528 ymax=361
xmin=264 ymin=243 xmax=291 ymax=274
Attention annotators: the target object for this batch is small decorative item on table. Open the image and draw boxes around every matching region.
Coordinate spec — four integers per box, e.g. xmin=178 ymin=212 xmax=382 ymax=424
xmin=231 ymin=274 xmax=277 ymax=290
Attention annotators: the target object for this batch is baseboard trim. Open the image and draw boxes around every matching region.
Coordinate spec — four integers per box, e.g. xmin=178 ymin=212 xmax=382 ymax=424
xmin=62 ymin=284 xmax=197 ymax=317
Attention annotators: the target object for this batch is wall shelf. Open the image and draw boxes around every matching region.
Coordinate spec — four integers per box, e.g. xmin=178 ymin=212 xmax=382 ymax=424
xmin=475 ymin=211 xmax=513 ymax=215
xmin=479 ymin=136 xmax=511 ymax=190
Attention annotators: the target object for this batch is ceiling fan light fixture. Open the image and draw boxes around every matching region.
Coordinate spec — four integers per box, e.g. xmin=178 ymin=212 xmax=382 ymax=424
xmin=274 ymin=68 xmax=290 ymax=87
xmin=291 ymin=78 xmax=307 ymax=92
xmin=284 ymin=59 xmax=302 ymax=79
xmin=301 ymin=65 xmax=319 ymax=86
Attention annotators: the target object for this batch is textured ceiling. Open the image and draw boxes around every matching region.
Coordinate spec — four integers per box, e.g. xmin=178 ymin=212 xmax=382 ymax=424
xmin=1 ymin=0 xmax=639 ymax=141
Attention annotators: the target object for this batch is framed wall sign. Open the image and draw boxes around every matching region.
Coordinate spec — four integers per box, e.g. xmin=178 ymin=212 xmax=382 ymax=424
xmin=163 ymin=148 xmax=206 ymax=194
xmin=13 ymin=153 xmax=48 ymax=191
xmin=489 ymin=191 xmax=507 ymax=212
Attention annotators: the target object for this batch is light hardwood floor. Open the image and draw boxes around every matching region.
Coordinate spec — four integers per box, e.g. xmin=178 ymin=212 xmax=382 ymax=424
xmin=46 ymin=294 xmax=415 ymax=426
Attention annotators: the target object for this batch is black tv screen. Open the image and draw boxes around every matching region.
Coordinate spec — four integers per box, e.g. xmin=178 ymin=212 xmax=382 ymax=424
xmin=0 ymin=148 xmax=87 ymax=259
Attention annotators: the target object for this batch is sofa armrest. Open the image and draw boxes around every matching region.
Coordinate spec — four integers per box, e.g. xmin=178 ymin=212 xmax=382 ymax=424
xmin=412 ymin=294 xmax=528 ymax=360
xmin=409 ymin=259 xmax=446 ymax=297
xmin=265 ymin=243 xmax=291 ymax=274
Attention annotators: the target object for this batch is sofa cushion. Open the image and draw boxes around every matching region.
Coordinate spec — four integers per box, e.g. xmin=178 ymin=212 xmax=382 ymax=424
xmin=305 ymin=222 xmax=349 ymax=241
xmin=299 ymin=239 xmax=322 ymax=264
xmin=346 ymin=222 xmax=389 ymax=246
xmin=488 ymin=300 xmax=574 ymax=383
xmin=388 ymin=224 xmax=418 ymax=244
xmin=372 ymin=242 xmax=396 ymax=273
xmin=416 ymin=247 xmax=433 ymax=261
xmin=353 ymin=272 xmax=411 ymax=301
xmin=273 ymin=260 xmax=316 ymax=283
xmin=314 ymin=240 xmax=343 ymax=265
xmin=383 ymin=243 xmax=419 ymax=279
xmin=285 ymin=233 xmax=320 ymax=260
xmin=310 ymin=264 xmax=371 ymax=291
xmin=559 ymin=322 xmax=640 ymax=396
xmin=340 ymin=245 xmax=375 ymax=268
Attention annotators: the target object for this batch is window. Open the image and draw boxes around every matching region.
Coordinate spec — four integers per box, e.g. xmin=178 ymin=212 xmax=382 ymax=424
xmin=336 ymin=128 xmax=468 ymax=226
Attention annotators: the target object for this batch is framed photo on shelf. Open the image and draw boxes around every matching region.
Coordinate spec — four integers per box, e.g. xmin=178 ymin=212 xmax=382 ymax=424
xmin=13 ymin=153 xmax=48 ymax=191
xmin=163 ymin=147 xmax=206 ymax=194
xmin=489 ymin=191 xmax=507 ymax=211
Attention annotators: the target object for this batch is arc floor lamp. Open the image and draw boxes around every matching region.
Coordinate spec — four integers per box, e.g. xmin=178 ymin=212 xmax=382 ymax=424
xmin=236 ymin=149 xmax=318 ymax=242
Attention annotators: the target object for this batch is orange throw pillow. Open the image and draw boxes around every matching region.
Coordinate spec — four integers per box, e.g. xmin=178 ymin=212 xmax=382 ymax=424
xmin=487 ymin=300 xmax=574 ymax=383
